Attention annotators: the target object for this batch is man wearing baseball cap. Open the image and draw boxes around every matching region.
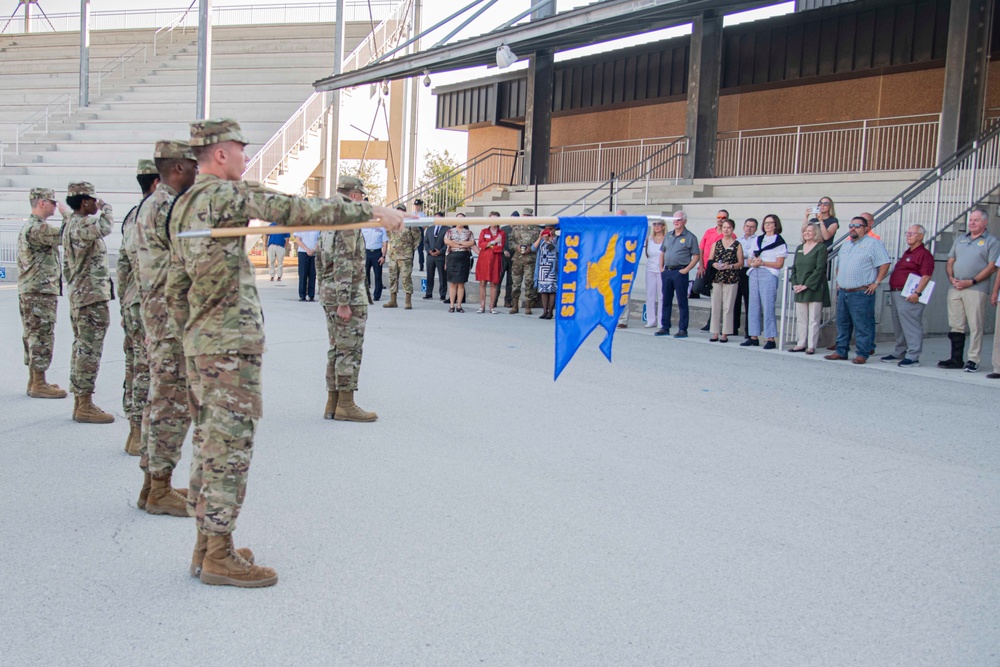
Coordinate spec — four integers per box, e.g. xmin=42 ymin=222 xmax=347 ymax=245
xmin=63 ymin=181 xmax=115 ymax=424
xmin=18 ymin=187 xmax=68 ymax=399
xmin=166 ymin=119 xmax=405 ymax=587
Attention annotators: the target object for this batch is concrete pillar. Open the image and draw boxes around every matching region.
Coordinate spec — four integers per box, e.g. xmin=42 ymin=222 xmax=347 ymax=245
xmin=196 ymin=0 xmax=212 ymax=119
xmin=403 ymin=0 xmax=422 ymax=198
xmin=387 ymin=79 xmax=406 ymax=203
xmin=78 ymin=0 xmax=90 ymax=107
xmin=937 ymin=0 xmax=994 ymax=161
xmin=523 ymin=50 xmax=554 ymax=186
xmin=682 ymin=12 xmax=723 ymax=180
xmin=322 ymin=0 xmax=346 ymax=198
xmin=24 ymin=0 xmax=32 ymax=32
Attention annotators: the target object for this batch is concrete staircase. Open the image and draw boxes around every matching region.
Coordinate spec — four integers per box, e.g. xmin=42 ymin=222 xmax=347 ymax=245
xmin=0 ymin=22 xmax=373 ymax=229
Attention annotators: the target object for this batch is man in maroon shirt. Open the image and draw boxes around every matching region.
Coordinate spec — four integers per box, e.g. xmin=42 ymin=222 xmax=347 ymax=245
xmin=881 ymin=224 xmax=935 ymax=367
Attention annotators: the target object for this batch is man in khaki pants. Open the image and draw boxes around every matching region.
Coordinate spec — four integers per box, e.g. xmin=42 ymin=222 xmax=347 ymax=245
xmin=939 ymin=208 xmax=999 ymax=373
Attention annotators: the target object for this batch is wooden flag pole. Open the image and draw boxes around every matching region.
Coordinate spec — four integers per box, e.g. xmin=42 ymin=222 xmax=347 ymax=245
xmin=176 ymin=215 xmax=667 ymax=239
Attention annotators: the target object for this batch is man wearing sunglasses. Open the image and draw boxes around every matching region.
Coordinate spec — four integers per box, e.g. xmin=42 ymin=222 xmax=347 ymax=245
xmin=824 ymin=216 xmax=889 ymax=364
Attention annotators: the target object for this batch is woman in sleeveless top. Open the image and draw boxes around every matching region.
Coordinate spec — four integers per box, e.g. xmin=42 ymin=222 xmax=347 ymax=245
xmin=645 ymin=221 xmax=666 ymax=328
xmin=708 ymin=218 xmax=744 ymax=342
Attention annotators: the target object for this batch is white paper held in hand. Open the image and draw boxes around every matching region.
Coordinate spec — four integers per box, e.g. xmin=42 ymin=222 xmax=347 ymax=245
xmin=901 ymin=273 xmax=934 ymax=304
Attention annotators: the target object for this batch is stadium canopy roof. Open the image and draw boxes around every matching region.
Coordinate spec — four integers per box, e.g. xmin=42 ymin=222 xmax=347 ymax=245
xmin=313 ymin=0 xmax=776 ymax=92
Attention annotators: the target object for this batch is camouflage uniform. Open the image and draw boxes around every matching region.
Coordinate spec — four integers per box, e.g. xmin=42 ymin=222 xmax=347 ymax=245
xmin=62 ymin=183 xmax=113 ymax=396
xmin=386 ymin=227 xmax=420 ymax=296
xmin=17 ymin=191 xmax=63 ymax=373
xmin=136 ymin=172 xmax=192 ymax=478
xmin=166 ymin=119 xmax=375 ymax=536
xmin=117 ymin=160 xmax=156 ymax=423
xmin=317 ymin=220 xmax=368 ymax=392
xmin=507 ymin=223 xmax=541 ymax=305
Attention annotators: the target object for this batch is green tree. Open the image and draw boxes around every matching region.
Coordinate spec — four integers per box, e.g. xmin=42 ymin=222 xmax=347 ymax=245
xmin=339 ymin=160 xmax=386 ymax=206
xmin=420 ymin=149 xmax=465 ymax=214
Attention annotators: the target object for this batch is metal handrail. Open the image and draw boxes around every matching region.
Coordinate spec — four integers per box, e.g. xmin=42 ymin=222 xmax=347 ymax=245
xmin=388 ymin=147 xmax=523 ymax=212
xmin=553 ymin=137 xmax=689 ymax=216
xmin=13 ymin=93 xmax=73 ymax=155
xmin=153 ymin=0 xmax=197 ymax=55
xmin=243 ymin=0 xmax=411 ymax=185
xmin=93 ymin=42 xmax=148 ymax=97
xmin=342 ymin=0 xmax=413 ymax=74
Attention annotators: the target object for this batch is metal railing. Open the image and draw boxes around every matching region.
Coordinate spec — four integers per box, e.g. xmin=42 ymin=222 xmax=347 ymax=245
xmin=12 ymin=93 xmax=73 ymax=155
xmin=0 ymin=222 xmax=23 ymax=264
xmin=93 ymin=42 xmax=148 ymax=97
xmin=717 ymin=114 xmax=941 ymax=177
xmin=390 ymin=148 xmax=523 ymax=213
xmin=553 ymin=137 xmax=689 ymax=216
xmin=1 ymin=2 xmax=396 ymax=34
xmin=244 ymin=93 xmax=328 ymax=183
xmin=343 ymin=0 xmax=413 ymax=74
xmin=778 ymin=119 xmax=1000 ymax=346
xmin=153 ymin=0 xmax=197 ymax=55
xmin=549 ymin=136 xmax=686 ymax=184
xmin=243 ymin=0 xmax=411 ymax=186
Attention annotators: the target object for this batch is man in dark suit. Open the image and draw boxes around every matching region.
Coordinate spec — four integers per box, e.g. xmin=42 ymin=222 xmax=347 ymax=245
xmin=423 ymin=211 xmax=449 ymax=301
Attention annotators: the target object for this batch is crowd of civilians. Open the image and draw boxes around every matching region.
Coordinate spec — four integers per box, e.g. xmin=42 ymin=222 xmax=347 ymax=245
xmin=265 ymin=197 xmax=1000 ymax=378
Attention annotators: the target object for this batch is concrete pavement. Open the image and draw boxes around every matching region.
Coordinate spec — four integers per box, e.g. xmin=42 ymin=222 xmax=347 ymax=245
xmin=1 ymin=277 xmax=997 ymax=665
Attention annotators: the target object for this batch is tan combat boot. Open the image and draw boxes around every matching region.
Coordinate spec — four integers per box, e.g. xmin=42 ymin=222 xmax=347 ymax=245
xmin=137 ymin=471 xmax=151 ymax=510
xmin=124 ymin=418 xmax=143 ymax=456
xmin=524 ymin=301 xmax=533 ymax=315
xmin=509 ymin=302 xmax=519 ymax=314
xmin=28 ymin=369 xmax=68 ymax=399
xmin=200 ymin=533 xmax=277 ymax=588
xmin=73 ymin=394 xmax=115 ymax=424
xmin=383 ymin=293 xmax=397 ymax=308
xmin=146 ymin=475 xmax=190 ymax=517
xmin=404 ymin=293 xmax=412 ymax=309
xmin=334 ymin=390 xmax=378 ymax=422
xmin=190 ymin=530 xmax=255 ymax=578
xmin=323 ymin=390 xmax=339 ymax=420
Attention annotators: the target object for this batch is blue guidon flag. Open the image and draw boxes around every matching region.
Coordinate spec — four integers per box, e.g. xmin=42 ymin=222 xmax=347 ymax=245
xmin=554 ymin=216 xmax=649 ymax=379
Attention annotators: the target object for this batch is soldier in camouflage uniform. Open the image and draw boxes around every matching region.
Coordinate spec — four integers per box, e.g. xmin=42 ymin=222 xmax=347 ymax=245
xmin=118 ymin=160 xmax=159 ymax=456
xmin=165 ymin=119 xmax=405 ymax=588
xmin=134 ymin=141 xmax=199 ymax=520
xmin=62 ymin=182 xmax=115 ymax=423
xmin=507 ymin=208 xmax=540 ymax=315
xmin=318 ymin=176 xmax=377 ymax=422
xmin=383 ymin=220 xmax=421 ymax=310
xmin=18 ymin=187 xmax=68 ymax=400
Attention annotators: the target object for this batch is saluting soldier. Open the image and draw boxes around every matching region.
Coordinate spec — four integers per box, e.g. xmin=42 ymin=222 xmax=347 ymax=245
xmin=117 ymin=160 xmax=159 ymax=456
xmin=318 ymin=176 xmax=377 ymax=422
xmin=165 ymin=119 xmax=405 ymax=588
xmin=18 ymin=187 xmax=68 ymax=400
xmin=133 ymin=141 xmax=198 ymax=520
xmin=382 ymin=217 xmax=421 ymax=310
xmin=62 ymin=182 xmax=115 ymax=424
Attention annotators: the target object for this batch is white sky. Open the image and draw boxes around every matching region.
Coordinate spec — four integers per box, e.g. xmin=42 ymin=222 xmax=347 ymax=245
xmin=26 ymin=1 xmax=794 ymax=181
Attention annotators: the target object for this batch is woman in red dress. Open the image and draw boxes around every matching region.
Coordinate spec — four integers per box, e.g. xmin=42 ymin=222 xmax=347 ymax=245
xmin=476 ymin=212 xmax=506 ymax=313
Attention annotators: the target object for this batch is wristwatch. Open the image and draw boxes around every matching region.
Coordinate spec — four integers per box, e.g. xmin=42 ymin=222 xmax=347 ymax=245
xmin=915 ymin=291 xmax=922 ymax=297
xmin=972 ymin=278 xmax=978 ymax=286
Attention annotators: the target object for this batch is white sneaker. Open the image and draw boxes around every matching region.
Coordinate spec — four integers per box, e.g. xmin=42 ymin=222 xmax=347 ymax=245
xmin=477 ymin=308 xmax=484 ymax=314
xmin=644 ymin=322 xmax=656 ymax=328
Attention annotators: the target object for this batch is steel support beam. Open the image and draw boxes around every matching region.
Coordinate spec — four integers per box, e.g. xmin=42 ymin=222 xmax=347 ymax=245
xmin=938 ymin=0 xmax=994 ymax=161
xmin=523 ymin=50 xmax=554 ymax=186
xmin=196 ymin=0 xmax=213 ymax=119
xmin=322 ymin=0 xmax=346 ymax=197
xmin=682 ymin=12 xmax=722 ymax=180
xmin=78 ymin=0 xmax=90 ymax=108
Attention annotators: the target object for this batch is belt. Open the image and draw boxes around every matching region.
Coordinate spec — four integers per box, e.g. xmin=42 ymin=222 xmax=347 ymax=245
xmin=840 ymin=286 xmax=867 ymax=293
xmin=889 ymin=288 xmax=903 ymax=292
xmin=665 ymin=265 xmax=686 ymax=271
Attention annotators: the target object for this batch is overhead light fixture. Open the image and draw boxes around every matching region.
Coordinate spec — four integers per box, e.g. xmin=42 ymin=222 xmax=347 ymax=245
xmin=422 ymin=71 xmax=431 ymax=88
xmin=381 ymin=80 xmax=389 ymax=96
xmin=496 ymin=44 xmax=517 ymax=69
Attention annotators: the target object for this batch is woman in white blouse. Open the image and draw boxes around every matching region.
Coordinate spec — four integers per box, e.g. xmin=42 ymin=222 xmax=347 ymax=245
xmin=741 ymin=214 xmax=787 ymax=350
xmin=644 ymin=220 xmax=666 ymax=328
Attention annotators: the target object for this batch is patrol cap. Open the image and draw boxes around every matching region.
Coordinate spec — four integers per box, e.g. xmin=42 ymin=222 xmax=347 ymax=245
xmin=153 ymin=139 xmax=196 ymax=161
xmin=337 ymin=175 xmax=367 ymax=195
xmin=67 ymin=182 xmax=96 ymax=197
xmin=29 ymin=187 xmax=56 ymax=202
xmin=188 ymin=118 xmax=250 ymax=147
xmin=521 ymin=207 xmax=534 ymax=216
xmin=137 ymin=159 xmax=158 ymax=176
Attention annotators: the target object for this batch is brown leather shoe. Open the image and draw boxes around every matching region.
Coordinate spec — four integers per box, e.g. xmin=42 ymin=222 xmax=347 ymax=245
xmin=852 ymin=356 xmax=868 ymax=365
xmin=823 ymin=353 xmax=847 ymax=361
xmin=200 ymin=533 xmax=277 ymax=588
